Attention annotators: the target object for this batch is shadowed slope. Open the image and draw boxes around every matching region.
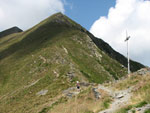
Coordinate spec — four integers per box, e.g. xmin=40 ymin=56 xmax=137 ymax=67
xmin=86 ymin=31 xmax=145 ymax=72
xmin=0 ymin=26 xmax=23 ymax=38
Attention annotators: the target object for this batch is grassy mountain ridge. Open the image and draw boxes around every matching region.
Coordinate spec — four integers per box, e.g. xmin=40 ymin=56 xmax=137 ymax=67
xmin=85 ymin=31 xmax=145 ymax=72
xmin=0 ymin=12 xmax=143 ymax=113
xmin=0 ymin=26 xmax=23 ymax=39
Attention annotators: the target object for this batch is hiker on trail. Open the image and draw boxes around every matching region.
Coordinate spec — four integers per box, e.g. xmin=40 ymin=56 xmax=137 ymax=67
xmin=76 ymin=81 xmax=80 ymax=89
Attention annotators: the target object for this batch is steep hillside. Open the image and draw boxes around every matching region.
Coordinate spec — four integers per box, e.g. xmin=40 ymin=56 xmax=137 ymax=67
xmin=0 ymin=13 xmax=143 ymax=113
xmin=0 ymin=26 xmax=23 ymax=38
xmin=86 ymin=32 xmax=145 ymax=72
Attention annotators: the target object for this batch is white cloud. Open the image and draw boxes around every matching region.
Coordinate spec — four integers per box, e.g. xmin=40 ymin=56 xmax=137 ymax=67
xmin=0 ymin=0 xmax=65 ymax=31
xmin=90 ymin=0 xmax=150 ymax=66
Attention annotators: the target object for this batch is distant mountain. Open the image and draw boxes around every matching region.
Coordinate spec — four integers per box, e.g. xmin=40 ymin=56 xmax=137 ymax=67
xmin=0 ymin=13 xmax=145 ymax=113
xmin=0 ymin=26 xmax=23 ymax=38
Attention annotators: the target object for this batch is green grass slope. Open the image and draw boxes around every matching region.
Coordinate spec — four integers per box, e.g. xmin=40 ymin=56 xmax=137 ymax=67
xmin=0 ymin=13 xmax=126 ymax=113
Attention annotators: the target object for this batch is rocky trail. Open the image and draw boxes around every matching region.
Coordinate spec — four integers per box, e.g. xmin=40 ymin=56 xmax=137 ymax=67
xmin=98 ymin=83 xmax=150 ymax=113
xmin=128 ymin=104 xmax=150 ymax=113
xmin=98 ymin=84 xmax=133 ymax=113
xmin=1 ymin=73 xmax=150 ymax=113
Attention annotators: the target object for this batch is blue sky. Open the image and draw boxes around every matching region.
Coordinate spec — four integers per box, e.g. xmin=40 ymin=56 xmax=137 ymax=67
xmin=63 ymin=0 xmax=150 ymax=66
xmin=64 ymin=0 xmax=116 ymax=30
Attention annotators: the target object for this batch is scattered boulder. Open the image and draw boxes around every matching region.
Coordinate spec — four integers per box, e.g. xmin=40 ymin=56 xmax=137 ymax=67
xmin=116 ymin=94 xmax=124 ymax=99
xmin=66 ymin=93 xmax=74 ymax=98
xmin=53 ymin=70 xmax=59 ymax=77
xmin=136 ymin=68 xmax=150 ymax=76
xmin=63 ymin=87 xmax=79 ymax=98
xmin=66 ymin=72 xmax=75 ymax=81
xmin=92 ymin=88 xmax=101 ymax=99
xmin=36 ymin=90 xmax=48 ymax=96
xmin=66 ymin=92 xmax=79 ymax=98
xmin=39 ymin=55 xmax=47 ymax=63
xmin=63 ymin=46 xmax=68 ymax=54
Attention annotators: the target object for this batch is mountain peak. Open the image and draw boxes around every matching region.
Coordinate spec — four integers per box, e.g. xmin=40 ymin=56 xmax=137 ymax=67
xmin=38 ymin=12 xmax=87 ymax=33
xmin=49 ymin=12 xmax=77 ymax=26
xmin=0 ymin=26 xmax=23 ymax=38
xmin=51 ymin=12 xmax=64 ymax=17
xmin=0 ymin=12 xmax=146 ymax=113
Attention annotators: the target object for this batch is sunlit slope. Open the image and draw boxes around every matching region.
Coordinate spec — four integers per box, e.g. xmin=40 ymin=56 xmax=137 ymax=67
xmin=0 ymin=13 xmax=126 ymax=113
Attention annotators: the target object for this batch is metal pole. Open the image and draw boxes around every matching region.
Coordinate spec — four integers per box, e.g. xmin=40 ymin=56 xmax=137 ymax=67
xmin=127 ymin=40 xmax=130 ymax=74
xmin=126 ymin=31 xmax=130 ymax=75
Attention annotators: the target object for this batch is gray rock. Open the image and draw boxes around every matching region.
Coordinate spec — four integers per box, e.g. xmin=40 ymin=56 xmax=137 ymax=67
xmin=80 ymin=82 xmax=90 ymax=87
xmin=66 ymin=93 xmax=74 ymax=98
xmin=116 ymin=94 xmax=124 ymax=99
xmin=136 ymin=68 xmax=150 ymax=75
xmin=63 ymin=87 xmax=79 ymax=98
xmin=66 ymin=72 xmax=75 ymax=80
xmin=92 ymin=88 xmax=101 ymax=99
xmin=63 ymin=87 xmax=76 ymax=94
xmin=36 ymin=90 xmax=48 ymax=96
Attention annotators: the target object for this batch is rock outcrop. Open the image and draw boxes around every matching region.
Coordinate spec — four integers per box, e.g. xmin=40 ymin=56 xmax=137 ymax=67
xmin=135 ymin=67 xmax=150 ymax=75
